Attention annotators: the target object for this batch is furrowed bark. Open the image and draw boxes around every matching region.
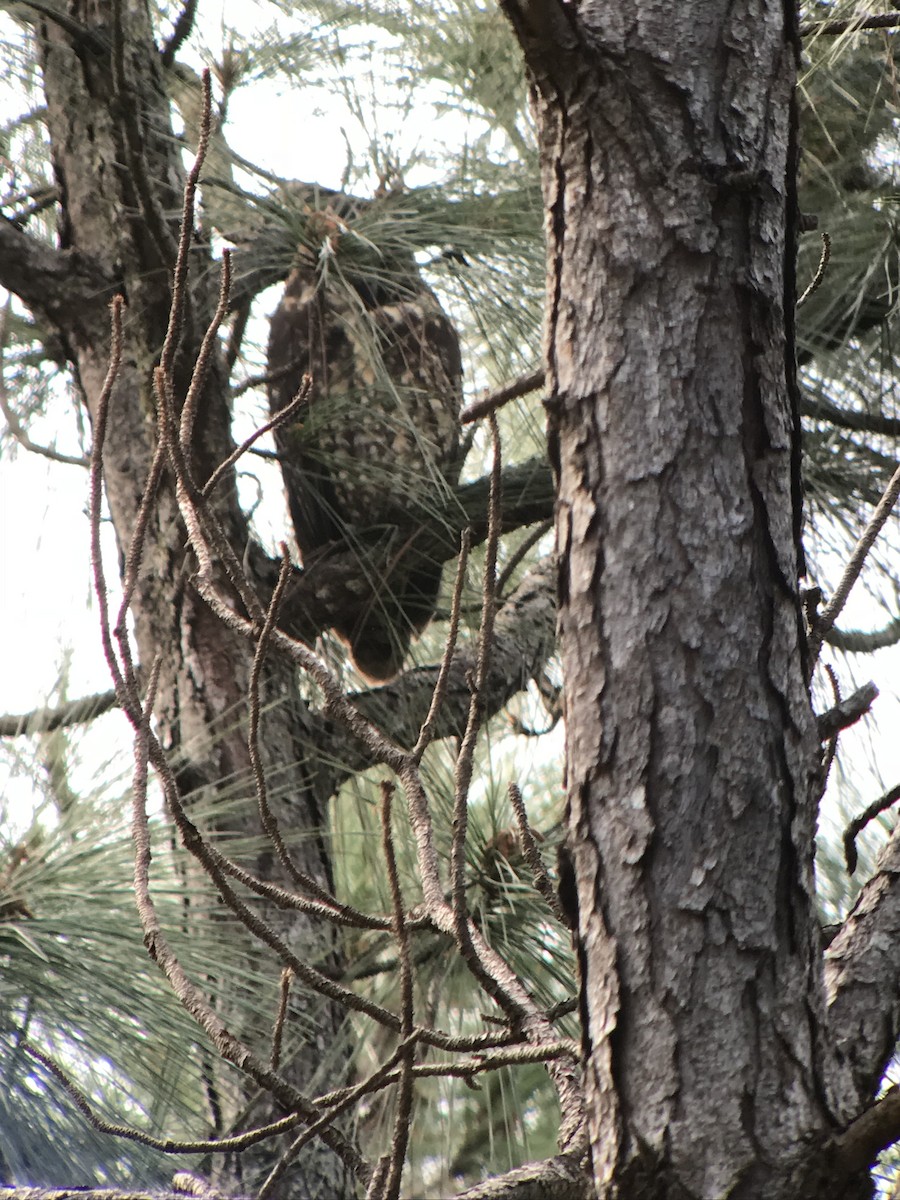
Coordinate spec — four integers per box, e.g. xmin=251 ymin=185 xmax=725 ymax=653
xmin=32 ymin=5 xmax=350 ymax=1194
xmin=501 ymin=1 xmax=873 ymax=1196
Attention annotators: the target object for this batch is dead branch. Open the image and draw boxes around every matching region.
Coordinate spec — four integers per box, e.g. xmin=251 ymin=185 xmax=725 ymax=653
xmin=825 ymin=826 xmax=900 ymax=1099
xmin=816 ymin=681 xmax=879 ymax=742
xmin=825 ymin=1085 xmax=900 ymax=1182
xmin=508 ymin=782 xmax=566 ymax=924
xmin=809 ymin=455 xmax=900 ymax=662
xmin=0 ymin=688 xmax=120 ymax=737
xmin=451 ymin=414 xmax=502 ymax=970
xmin=800 ymin=11 xmax=900 ymax=37
xmin=797 ymin=232 xmax=831 ymax=308
xmin=843 ymin=782 xmax=900 ymax=875
xmin=460 ymin=368 xmax=545 ymax=424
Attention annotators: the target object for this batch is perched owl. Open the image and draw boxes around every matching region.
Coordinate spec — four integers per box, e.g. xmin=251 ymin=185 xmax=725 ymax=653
xmin=266 ymin=215 xmax=463 ymax=681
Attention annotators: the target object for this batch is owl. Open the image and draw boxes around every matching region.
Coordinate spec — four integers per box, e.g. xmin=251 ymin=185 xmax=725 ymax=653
xmin=266 ymin=217 xmax=463 ymax=681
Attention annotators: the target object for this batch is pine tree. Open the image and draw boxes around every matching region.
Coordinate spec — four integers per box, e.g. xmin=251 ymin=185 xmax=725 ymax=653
xmin=1 ymin=1 xmax=900 ymax=1196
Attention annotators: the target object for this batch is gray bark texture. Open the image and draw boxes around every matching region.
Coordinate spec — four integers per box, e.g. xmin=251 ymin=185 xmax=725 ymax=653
xmin=0 ymin=3 xmax=562 ymax=1195
xmin=497 ymin=1 xmax=900 ymax=1198
xmin=30 ymin=4 xmax=351 ymax=1195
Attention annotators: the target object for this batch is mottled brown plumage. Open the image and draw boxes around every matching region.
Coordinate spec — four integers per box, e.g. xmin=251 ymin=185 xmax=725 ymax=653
xmin=267 ymin=236 xmax=462 ymax=680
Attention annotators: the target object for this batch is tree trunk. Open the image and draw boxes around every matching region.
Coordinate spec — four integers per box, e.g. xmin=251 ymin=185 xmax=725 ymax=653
xmin=32 ymin=4 xmax=351 ymax=1195
xmin=501 ymin=2 xmax=873 ymax=1196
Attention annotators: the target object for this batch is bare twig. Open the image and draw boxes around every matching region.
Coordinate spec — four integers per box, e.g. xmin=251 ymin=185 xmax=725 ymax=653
xmin=203 ymin=374 xmax=311 ymax=498
xmin=508 ymin=782 xmax=566 ymax=924
xmin=800 ymin=11 xmax=900 ymax=37
xmin=797 ymin=232 xmax=831 ymax=308
xmin=159 ymin=68 xmax=213 ymax=380
xmin=21 ymin=1038 xmax=306 ymax=1154
xmin=230 ymin=355 xmax=305 ymax=400
xmin=270 ymin=967 xmax=293 ymax=1071
xmin=460 ymin=368 xmax=544 ymax=425
xmin=497 ymin=518 xmax=553 ymax=598
xmin=380 ymin=782 xmax=415 ymax=1200
xmin=809 ymin=457 xmax=900 ymax=662
xmin=115 ymin=434 xmax=167 ymax=659
xmin=413 ymin=528 xmax=471 ymax=760
xmin=256 ymin=1040 xmax=416 ymax=1200
xmin=844 ymin=783 xmax=900 ymax=875
xmin=247 ymin=545 xmax=342 ymax=904
xmin=817 ymin=681 xmax=879 ymax=742
xmin=89 ymin=294 xmax=143 ymax=724
xmin=451 ymin=414 xmax=501 ymax=960
xmin=179 ymin=247 xmax=232 ymax=454
xmin=820 ymin=664 xmax=840 ymax=792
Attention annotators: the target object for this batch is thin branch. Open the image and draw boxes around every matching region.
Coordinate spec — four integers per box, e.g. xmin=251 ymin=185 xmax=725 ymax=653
xmin=20 ymin=1038 xmax=306 ymax=1155
xmin=179 ymin=247 xmax=232 ymax=454
xmin=809 ymin=458 xmax=900 ymax=661
xmin=229 ymin=355 xmax=305 ymax=400
xmin=247 ymin=545 xmax=351 ymax=908
xmin=800 ymin=11 xmax=900 ymax=37
xmin=380 ymin=782 xmax=415 ymax=1200
xmin=816 ymin=681 xmax=879 ymax=742
xmin=801 ymin=394 xmax=900 ymax=440
xmin=412 ymin=528 xmax=471 ymax=760
xmin=0 ymin=688 xmax=120 ymax=737
xmin=159 ymin=69 xmax=213 ymax=379
xmin=160 ymin=0 xmax=198 ymax=66
xmin=844 ymin=782 xmax=900 ymax=875
xmin=270 ymin=967 xmax=292 ymax=1072
xmin=497 ymin=518 xmax=553 ymax=598
xmin=89 ymin=294 xmax=142 ymax=724
xmin=451 ymin=415 xmax=501 ymax=957
xmin=825 ymin=619 xmax=900 ymax=654
xmin=820 ymin=664 xmax=840 ymax=793
xmin=508 ymin=782 xmax=566 ymax=924
xmin=460 ymin=368 xmax=544 ymax=424
xmin=203 ymin=374 xmax=311 ymax=498
xmin=797 ymin=232 xmax=831 ymax=308
xmin=256 ymin=1041 xmax=415 ymax=1200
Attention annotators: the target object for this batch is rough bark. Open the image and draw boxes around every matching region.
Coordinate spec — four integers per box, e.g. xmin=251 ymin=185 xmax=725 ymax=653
xmin=23 ymin=4 xmax=348 ymax=1195
xmin=1 ymin=7 xmax=561 ymax=1194
xmin=499 ymin=1 xmax=889 ymax=1197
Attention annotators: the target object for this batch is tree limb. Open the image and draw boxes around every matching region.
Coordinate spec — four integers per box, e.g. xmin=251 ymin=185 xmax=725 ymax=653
xmin=276 ymin=456 xmax=553 ymax=652
xmin=0 ymin=688 xmax=121 ymax=737
xmin=455 ymin=1153 xmax=591 ymax=1200
xmin=800 ymin=10 xmax=900 ymax=37
xmin=802 ymin=395 xmax=900 ymax=441
xmin=0 ymin=561 xmax=556 ymax=808
xmin=844 ymin=782 xmax=900 ymax=875
xmin=822 ymin=1086 xmax=900 ymax=1186
xmin=816 ymin=682 xmax=879 ymax=742
xmin=824 ymin=825 xmax=900 ymax=1101
xmin=0 ymin=218 xmax=115 ymax=340
xmin=825 ymin=620 xmax=900 ymax=653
